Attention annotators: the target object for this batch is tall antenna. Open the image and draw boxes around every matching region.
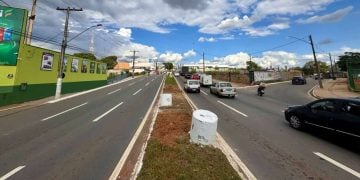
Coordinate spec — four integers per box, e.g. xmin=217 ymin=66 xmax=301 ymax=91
xmin=89 ymin=30 xmax=94 ymax=54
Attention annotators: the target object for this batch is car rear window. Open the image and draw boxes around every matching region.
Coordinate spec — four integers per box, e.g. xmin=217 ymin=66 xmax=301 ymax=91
xmin=220 ymin=83 xmax=232 ymax=87
xmin=189 ymin=81 xmax=199 ymax=85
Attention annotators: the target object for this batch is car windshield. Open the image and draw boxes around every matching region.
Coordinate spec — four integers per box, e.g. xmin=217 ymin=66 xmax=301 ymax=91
xmin=220 ymin=83 xmax=232 ymax=87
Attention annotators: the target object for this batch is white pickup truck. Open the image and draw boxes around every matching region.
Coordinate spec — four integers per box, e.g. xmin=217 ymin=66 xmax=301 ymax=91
xmin=184 ymin=80 xmax=200 ymax=93
xmin=210 ymin=82 xmax=236 ymax=98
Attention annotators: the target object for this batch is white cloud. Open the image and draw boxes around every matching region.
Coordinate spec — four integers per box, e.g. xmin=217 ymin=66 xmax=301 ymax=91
xmin=198 ymin=37 xmax=216 ymax=42
xmin=297 ymin=6 xmax=353 ymax=24
xmin=259 ymin=51 xmax=299 ymax=68
xmin=267 ymin=22 xmax=290 ymax=30
xmin=159 ymin=52 xmax=183 ymax=63
xmin=117 ymin=28 xmax=132 ymax=39
xmin=222 ymin=52 xmax=250 ymax=67
xmin=183 ymin=50 xmax=196 ymax=58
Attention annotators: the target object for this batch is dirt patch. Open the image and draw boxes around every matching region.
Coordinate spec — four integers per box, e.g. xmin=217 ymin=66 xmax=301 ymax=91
xmin=152 ymin=83 xmax=193 ymax=146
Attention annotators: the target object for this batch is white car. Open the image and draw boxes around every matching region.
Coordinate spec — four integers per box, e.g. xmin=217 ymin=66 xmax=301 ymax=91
xmin=174 ymin=72 xmax=180 ymax=76
xmin=184 ymin=80 xmax=200 ymax=93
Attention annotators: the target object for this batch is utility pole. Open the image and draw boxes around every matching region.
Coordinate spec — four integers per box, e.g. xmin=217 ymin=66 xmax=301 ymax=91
xmin=26 ymin=0 xmax=37 ymax=45
xmin=203 ymin=52 xmax=205 ymax=73
xmin=329 ymin=52 xmax=335 ymax=79
xmin=249 ymin=54 xmax=252 ymax=70
xmin=55 ymin=7 xmax=83 ymax=99
xmin=309 ymin=35 xmax=323 ymax=88
xmin=130 ymin=50 xmax=138 ymax=78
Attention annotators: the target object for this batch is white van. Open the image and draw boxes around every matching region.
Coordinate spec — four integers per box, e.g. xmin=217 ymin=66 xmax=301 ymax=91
xmin=200 ymin=74 xmax=213 ymax=87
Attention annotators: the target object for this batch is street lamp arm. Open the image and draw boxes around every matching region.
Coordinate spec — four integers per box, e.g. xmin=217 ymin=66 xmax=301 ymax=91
xmin=67 ymin=24 xmax=102 ymax=43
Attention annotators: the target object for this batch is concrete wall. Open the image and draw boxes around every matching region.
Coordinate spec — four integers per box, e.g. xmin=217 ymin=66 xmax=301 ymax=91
xmin=209 ymin=71 xmax=302 ymax=84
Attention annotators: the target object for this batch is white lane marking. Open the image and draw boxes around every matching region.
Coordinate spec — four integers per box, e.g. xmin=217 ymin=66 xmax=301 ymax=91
xmin=133 ymin=89 xmax=142 ymax=96
xmin=145 ymin=82 xmax=150 ymax=86
xmin=41 ymin=102 xmax=88 ymax=121
xmin=200 ymin=90 xmax=208 ymax=95
xmin=217 ymin=100 xmax=248 ymax=117
xmin=109 ymin=76 xmax=165 ymax=180
xmin=47 ymin=77 xmax=134 ymax=104
xmin=107 ymin=88 xmax=122 ymax=95
xmin=92 ymin=102 xmax=123 ymax=122
xmin=128 ymin=82 xmax=135 ymax=86
xmin=314 ymin=152 xmax=360 ymax=178
xmin=217 ymin=134 xmax=257 ymax=180
xmin=0 ymin=166 xmax=26 ymax=180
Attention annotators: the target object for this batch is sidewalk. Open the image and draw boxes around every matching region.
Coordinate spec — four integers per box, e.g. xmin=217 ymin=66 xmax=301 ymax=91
xmin=312 ymin=78 xmax=360 ymax=99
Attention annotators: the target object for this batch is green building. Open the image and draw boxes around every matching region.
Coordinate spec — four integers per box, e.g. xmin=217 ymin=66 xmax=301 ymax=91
xmin=0 ymin=6 xmax=107 ymax=106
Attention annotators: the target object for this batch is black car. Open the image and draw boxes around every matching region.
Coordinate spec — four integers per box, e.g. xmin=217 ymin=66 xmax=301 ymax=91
xmin=184 ymin=73 xmax=192 ymax=79
xmin=284 ymin=98 xmax=360 ymax=138
xmin=292 ymin=76 xmax=306 ymax=85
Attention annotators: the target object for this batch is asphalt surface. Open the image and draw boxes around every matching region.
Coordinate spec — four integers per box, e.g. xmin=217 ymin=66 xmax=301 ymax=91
xmin=178 ymin=76 xmax=360 ymax=180
xmin=0 ymin=75 xmax=163 ymax=180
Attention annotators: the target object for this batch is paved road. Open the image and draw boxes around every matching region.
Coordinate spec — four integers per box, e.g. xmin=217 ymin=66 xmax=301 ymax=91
xmin=0 ymin=75 xmax=163 ymax=180
xmin=178 ymin=76 xmax=360 ymax=180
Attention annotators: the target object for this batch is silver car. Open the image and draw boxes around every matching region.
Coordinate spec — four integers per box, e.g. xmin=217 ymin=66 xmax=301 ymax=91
xmin=210 ymin=82 xmax=236 ymax=98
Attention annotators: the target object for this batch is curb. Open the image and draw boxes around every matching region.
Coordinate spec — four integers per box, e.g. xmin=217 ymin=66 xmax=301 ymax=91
xmin=308 ymin=85 xmax=321 ymax=99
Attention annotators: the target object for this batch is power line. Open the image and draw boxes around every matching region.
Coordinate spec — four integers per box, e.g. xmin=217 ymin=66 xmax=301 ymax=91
xmin=0 ymin=0 xmax=10 ymax=6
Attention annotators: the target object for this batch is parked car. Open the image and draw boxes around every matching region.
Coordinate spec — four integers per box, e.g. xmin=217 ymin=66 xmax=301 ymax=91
xmin=210 ymin=82 xmax=236 ymax=98
xmin=184 ymin=79 xmax=200 ymax=93
xmin=284 ymin=98 xmax=360 ymax=138
xmin=292 ymin=76 xmax=307 ymax=85
xmin=174 ymin=72 xmax=180 ymax=77
xmin=184 ymin=73 xmax=192 ymax=79
xmin=191 ymin=74 xmax=201 ymax=80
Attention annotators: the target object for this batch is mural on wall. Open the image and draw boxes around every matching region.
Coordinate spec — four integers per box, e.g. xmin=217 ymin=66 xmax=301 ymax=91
xmin=0 ymin=6 xmax=26 ymax=65
xmin=71 ymin=58 xmax=78 ymax=72
xmin=40 ymin=52 xmax=54 ymax=71
xmin=254 ymin=71 xmax=281 ymax=82
xmin=96 ymin=63 xmax=100 ymax=74
xmin=63 ymin=56 xmax=68 ymax=72
xmin=90 ymin=62 xmax=95 ymax=73
xmin=81 ymin=60 xmax=88 ymax=73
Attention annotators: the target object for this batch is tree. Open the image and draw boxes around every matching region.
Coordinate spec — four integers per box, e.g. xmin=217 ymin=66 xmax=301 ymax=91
xmin=163 ymin=62 xmax=173 ymax=70
xmin=337 ymin=52 xmax=360 ymax=71
xmin=73 ymin=53 xmax=97 ymax=61
xmin=302 ymin=61 xmax=328 ymax=75
xmin=246 ymin=61 xmax=261 ymax=71
xmin=100 ymin=56 xmax=118 ymax=69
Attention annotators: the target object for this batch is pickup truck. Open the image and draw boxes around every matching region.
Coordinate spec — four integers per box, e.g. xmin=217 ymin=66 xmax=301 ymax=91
xmin=210 ymin=82 xmax=236 ymax=98
xmin=184 ymin=79 xmax=200 ymax=93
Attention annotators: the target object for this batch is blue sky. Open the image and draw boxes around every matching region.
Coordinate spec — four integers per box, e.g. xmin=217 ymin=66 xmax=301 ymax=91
xmin=6 ymin=0 xmax=360 ymax=68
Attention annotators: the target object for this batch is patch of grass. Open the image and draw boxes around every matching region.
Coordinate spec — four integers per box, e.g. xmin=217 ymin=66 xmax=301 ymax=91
xmin=137 ymin=138 xmax=241 ymax=180
xmin=165 ymin=75 xmax=177 ymax=85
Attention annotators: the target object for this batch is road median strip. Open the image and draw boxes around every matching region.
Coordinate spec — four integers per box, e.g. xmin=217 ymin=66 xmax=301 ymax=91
xmin=134 ymin=75 xmax=241 ymax=179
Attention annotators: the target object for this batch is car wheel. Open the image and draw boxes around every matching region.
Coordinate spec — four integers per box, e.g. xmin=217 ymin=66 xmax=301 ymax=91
xmin=289 ymin=114 xmax=302 ymax=129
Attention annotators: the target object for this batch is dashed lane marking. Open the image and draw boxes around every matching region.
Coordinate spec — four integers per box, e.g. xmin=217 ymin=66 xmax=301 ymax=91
xmin=217 ymin=100 xmax=248 ymax=117
xmin=41 ymin=102 xmax=88 ymax=121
